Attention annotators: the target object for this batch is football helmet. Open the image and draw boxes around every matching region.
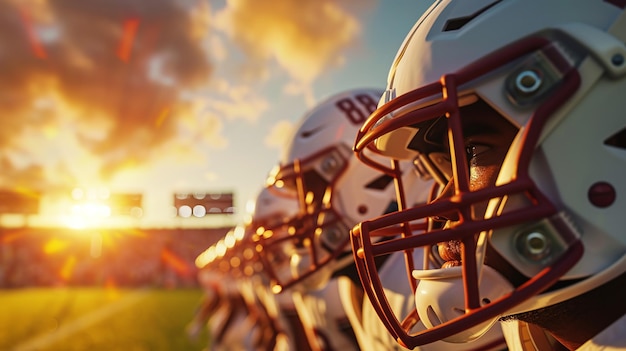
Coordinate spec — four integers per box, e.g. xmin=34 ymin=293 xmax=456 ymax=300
xmin=195 ymin=227 xmax=247 ymax=291
xmin=350 ymin=0 xmax=626 ymax=348
xmin=265 ymin=88 xmax=432 ymax=292
xmin=245 ymin=186 xmax=300 ymax=292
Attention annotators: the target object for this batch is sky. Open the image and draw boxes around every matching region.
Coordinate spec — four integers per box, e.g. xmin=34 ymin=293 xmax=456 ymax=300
xmin=0 ymin=0 xmax=433 ymax=229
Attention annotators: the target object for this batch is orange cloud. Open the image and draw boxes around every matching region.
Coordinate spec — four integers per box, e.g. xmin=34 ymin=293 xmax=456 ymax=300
xmin=214 ymin=0 xmax=374 ymax=83
xmin=0 ymin=0 xmax=213 ymax=190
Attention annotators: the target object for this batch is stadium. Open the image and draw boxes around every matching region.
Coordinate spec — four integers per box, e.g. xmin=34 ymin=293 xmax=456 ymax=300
xmin=4 ymin=1 xmax=623 ymax=350
xmin=0 ymin=189 xmax=230 ymax=350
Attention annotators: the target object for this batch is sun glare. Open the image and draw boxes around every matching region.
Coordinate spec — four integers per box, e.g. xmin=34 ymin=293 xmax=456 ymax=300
xmin=63 ymin=202 xmax=112 ymax=229
xmin=62 ymin=187 xmax=113 ymax=229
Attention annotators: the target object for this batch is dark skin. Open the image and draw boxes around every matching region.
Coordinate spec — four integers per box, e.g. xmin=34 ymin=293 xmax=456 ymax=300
xmin=435 ymin=104 xmax=524 ymax=273
xmin=433 ymin=102 xmax=626 ymax=350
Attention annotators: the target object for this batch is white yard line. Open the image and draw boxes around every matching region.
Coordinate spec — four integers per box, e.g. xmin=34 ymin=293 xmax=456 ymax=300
xmin=11 ymin=289 xmax=152 ymax=351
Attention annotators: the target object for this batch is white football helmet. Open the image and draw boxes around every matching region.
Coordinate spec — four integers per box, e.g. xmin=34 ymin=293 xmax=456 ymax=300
xmin=351 ymin=0 xmax=626 ymax=348
xmin=264 ymin=88 xmax=432 ymax=292
xmin=246 ymin=186 xmax=300 ymax=292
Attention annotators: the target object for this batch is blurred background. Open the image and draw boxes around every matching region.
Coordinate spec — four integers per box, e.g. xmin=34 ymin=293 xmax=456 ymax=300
xmin=0 ymin=0 xmax=431 ymax=349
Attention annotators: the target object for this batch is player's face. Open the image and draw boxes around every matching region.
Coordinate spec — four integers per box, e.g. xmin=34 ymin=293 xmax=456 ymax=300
xmin=432 ymin=106 xmax=518 ymax=267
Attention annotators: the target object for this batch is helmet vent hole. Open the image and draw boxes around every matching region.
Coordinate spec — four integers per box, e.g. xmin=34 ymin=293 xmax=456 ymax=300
xmin=452 ymin=307 xmax=465 ymax=315
xmin=442 ymin=1 xmax=502 ymax=31
xmin=604 ymin=127 xmax=626 ymax=150
xmin=365 ymin=174 xmax=394 ymax=190
xmin=426 ymin=306 xmax=443 ymax=326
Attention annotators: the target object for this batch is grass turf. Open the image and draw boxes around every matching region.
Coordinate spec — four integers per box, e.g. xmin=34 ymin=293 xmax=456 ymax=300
xmin=0 ymin=287 xmax=210 ymax=351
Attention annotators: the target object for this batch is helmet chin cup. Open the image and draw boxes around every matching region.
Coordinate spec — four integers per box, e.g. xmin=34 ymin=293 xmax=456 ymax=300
xmin=414 ymin=265 xmax=514 ymax=343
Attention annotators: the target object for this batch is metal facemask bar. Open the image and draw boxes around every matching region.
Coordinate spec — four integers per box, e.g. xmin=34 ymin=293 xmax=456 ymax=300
xmin=349 ymin=156 xmax=437 ymax=343
xmin=353 ymin=138 xmax=436 ymax=290
xmin=261 ymin=145 xmax=355 ymax=292
xmin=351 ymin=33 xmax=587 ymax=348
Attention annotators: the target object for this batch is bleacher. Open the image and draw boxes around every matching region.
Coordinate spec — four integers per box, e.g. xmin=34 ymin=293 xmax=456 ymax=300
xmin=0 ymin=226 xmax=228 ymax=289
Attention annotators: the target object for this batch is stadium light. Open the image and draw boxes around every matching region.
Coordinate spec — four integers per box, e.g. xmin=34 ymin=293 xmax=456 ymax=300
xmin=108 ymin=193 xmax=143 ymax=217
xmin=173 ymin=192 xmax=235 ymax=217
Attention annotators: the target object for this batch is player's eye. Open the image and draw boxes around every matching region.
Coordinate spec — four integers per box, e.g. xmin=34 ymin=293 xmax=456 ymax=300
xmin=465 ymin=143 xmax=489 ymax=161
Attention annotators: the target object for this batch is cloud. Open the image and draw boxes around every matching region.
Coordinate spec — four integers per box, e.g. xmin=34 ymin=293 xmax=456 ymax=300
xmin=211 ymin=79 xmax=270 ymax=122
xmin=0 ymin=0 xmax=214 ymax=190
xmin=264 ymin=120 xmax=295 ymax=151
xmin=206 ymin=33 xmax=228 ymax=63
xmin=283 ymin=81 xmax=316 ymax=108
xmin=213 ymin=0 xmax=374 ymax=84
xmin=0 ymin=0 xmax=376 ymax=199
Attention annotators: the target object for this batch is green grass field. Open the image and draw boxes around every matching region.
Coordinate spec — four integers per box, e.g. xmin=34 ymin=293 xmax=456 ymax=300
xmin=0 ymin=287 xmax=210 ymax=351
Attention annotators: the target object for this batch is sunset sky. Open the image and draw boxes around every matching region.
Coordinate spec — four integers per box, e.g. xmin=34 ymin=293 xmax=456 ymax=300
xmin=0 ymin=0 xmax=432 ymax=228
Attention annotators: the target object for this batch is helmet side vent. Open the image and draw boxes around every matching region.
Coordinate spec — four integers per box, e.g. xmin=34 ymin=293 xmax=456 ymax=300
xmin=443 ymin=0 xmax=501 ymax=31
xmin=604 ymin=127 xmax=626 ymax=149
xmin=365 ymin=174 xmax=394 ymax=190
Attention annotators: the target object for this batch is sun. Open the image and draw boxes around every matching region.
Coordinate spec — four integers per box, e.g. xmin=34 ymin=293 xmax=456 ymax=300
xmin=63 ymin=201 xmax=112 ymax=229
xmin=62 ymin=187 xmax=112 ymax=229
